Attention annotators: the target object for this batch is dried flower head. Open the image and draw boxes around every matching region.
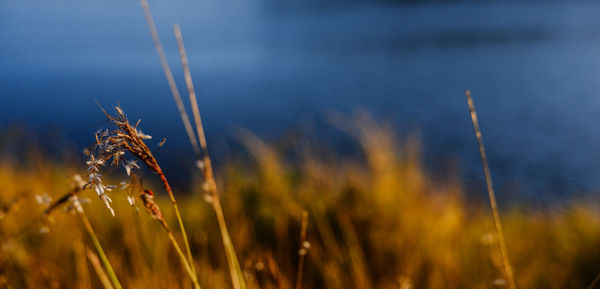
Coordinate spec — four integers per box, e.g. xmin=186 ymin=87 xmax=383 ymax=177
xmin=140 ymin=189 xmax=164 ymax=222
xmin=95 ymin=107 xmax=161 ymax=174
xmin=92 ymin=106 xmax=178 ymax=207
xmin=81 ymin=106 xmax=162 ymax=216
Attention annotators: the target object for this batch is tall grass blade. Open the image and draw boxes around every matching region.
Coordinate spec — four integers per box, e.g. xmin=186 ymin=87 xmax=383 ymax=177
xmin=139 ymin=0 xmax=199 ymax=279
xmin=465 ymin=89 xmax=517 ymax=289
xmin=172 ymin=23 xmax=247 ymax=289
xmin=173 ymin=24 xmax=205 ymax=158
xmin=139 ymin=0 xmax=200 ymax=157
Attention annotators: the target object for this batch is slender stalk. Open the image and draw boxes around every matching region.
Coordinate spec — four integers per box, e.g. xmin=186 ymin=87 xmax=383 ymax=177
xmin=212 ymin=192 xmax=247 ymax=289
xmin=139 ymin=0 xmax=199 ymax=278
xmin=465 ymin=89 xmax=517 ymax=289
xmin=142 ymin=189 xmax=202 ymax=289
xmin=139 ymin=0 xmax=200 ymax=157
xmin=79 ymin=209 xmax=123 ymax=289
xmin=157 ymin=168 xmax=198 ymax=278
xmin=167 ymin=230 xmax=201 ymax=289
xmin=295 ymin=211 xmax=309 ymax=289
xmin=86 ymin=248 xmax=115 ymax=289
xmin=174 ymin=24 xmax=204 ymax=159
xmin=173 ymin=23 xmax=247 ymax=289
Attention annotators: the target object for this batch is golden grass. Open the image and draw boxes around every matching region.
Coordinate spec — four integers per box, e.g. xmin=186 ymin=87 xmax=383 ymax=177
xmin=0 ymin=3 xmax=598 ymax=287
xmin=1 ymin=118 xmax=599 ymax=288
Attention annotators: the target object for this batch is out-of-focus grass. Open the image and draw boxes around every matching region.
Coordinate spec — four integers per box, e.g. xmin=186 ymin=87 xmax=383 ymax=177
xmin=0 ymin=119 xmax=599 ymax=289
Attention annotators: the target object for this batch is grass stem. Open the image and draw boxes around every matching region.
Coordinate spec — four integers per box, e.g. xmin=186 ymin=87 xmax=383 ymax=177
xmin=166 ymin=230 xmax=202 ymax=289
xmin=173 ymin=22 xmax=248 ymax=289
xmin=144 ymin=188 xmax=202 ymax=289
xmin=137 ymin=1 xmax=200 ymax=278
xmin=139 ymin=0 xmax=200 ymax=157
xmin=465 ymin=89 xmax=517 ymax=289
xmin=157 ymin=170 xmax=198 ymax=279
xmin=86 ymin=248 xmax=115 ymax=289
xmin=79 ymin=209 xmax=123 ymax=289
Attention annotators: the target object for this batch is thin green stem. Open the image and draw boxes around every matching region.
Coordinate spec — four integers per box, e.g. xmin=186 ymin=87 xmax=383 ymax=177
xmin=143 ymin=186 xmax=201 ymax=289
xmin=166 ymin=230 xmax=201 ymax=289
xmin=86 ymin=248 xmax=115 ymax=289
xmin=157 ymin=171 xmax=198 ymax=279
xmin=79 ymin=209 xmax=123 ymax=289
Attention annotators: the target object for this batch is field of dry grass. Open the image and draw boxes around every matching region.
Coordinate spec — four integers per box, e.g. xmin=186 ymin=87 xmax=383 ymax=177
xmin=1 ymin=2 xmax=599 ymax=288
xmin=1 ymin=113 xmax=599 ymax=289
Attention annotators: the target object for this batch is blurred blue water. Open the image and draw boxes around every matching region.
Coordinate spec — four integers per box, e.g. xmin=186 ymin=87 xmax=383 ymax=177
xmin=2 ymin=1 xmax=600 ymax=203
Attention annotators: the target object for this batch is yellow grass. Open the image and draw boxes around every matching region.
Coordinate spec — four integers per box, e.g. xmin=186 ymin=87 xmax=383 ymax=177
xmin=0 ymin=118 xmax=599 ymax=288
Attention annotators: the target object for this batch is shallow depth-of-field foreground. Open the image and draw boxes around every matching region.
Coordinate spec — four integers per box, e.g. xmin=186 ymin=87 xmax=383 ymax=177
xmin=1 ymin=117 xmax=600 ymax=289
